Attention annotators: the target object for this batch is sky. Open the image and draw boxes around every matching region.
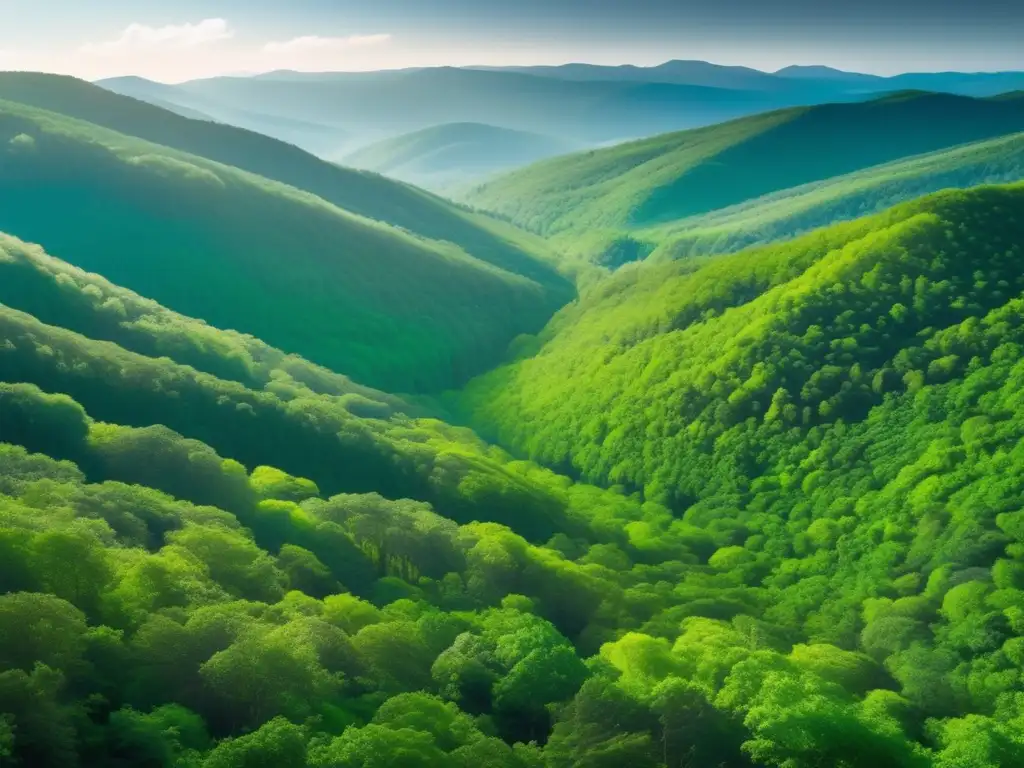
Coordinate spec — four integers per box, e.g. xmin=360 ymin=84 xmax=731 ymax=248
xmin=0 ymin=0 xmax=1022 ymax=82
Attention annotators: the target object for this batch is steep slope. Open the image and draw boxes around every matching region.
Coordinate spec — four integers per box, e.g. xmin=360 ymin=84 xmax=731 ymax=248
xmin=0 ymin=232 xmax=604 ymax=542
xmin=3 ymin=203 xmax=1024 ymax=766
xmin=461 ymin=183 xmax=1024 ymax=507
xmin=0 ymin=97 xmax=570 ymax=392
xmin=645 ymin=130 xmax=1024 ymax=261
xmin=0 ymin=232 xmax=405 ymax=407
xmin=343 ymin=122 xmax=577 ymax=190
xmin=0 ymin=72 xmax=565 ymax=291
xmin=466 ymin=92 xmax=1024 ymax=247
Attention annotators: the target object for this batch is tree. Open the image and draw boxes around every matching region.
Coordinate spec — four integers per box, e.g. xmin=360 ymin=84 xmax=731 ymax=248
xmin=202 ymin=717 xmax=307 ymax=768
xmin=0 ymin=665 xmax=80 ymax=768
xmin=30 ymin=529 xmax=111 ymax=616
xmin=277 ymin=545 xmax=340 ymax=599
xmin=307 ymin=724 xmax=446 ymax=768
xmin=372 ymin=693 xmax=479 ymax=752
xmin=0 ymin=716 xmax=13 ymax=763
xmin=0 ymin=593 xmax=88 ymax=674
xmin=493 ymin=644 xmax=588 ymax=743
xmin=108 ymin=704 xmax=210 ymax=768
xmin=200 ymin=628 xmax=331 ymax=732
xmin=249 ymin=466 xmax=320 ymax=503
xmin=431 ymin=633 xmax=499 ymax=714
xmin=167 ymin=525 xmax=285 ymax=603
xmin=350 ymin=622 xmax=434 ymax=693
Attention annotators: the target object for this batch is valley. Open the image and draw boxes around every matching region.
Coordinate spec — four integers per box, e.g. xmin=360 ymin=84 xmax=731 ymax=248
xmin=1 ymin=45 xmax=1024 ymax=768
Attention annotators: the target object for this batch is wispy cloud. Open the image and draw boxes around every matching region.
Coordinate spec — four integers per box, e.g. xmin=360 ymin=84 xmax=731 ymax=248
xmin=82 ymin=19 xmax=234 ymax=56
xmin=263 ymin=34 xmax=392 ymax=55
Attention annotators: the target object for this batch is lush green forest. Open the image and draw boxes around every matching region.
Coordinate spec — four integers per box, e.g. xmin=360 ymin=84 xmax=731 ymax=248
xmin=3 ymin=179 xmax=1024 ymax=766
xmin=645 ymin=131 xmax=1024 ymax=262
xmin=0 ymin=74 xmax=567 ymax=296
xmin=4 ymin=60 xmax=1024 ymax=767
xmin=466 ymin=92 xmax=1024 ymax=267
xmin=0 ymin=89 xmax=572 ymax=393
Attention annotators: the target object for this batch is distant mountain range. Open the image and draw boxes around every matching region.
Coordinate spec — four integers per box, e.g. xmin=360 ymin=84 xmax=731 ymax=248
xmin=95 ymin=61 xmax=1024 ymax=167
xmin=473 ymin=61 xmax=1024 ymax=96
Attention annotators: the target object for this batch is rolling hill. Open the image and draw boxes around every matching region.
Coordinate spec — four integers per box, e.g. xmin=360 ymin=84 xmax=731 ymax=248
xmin=644 ymin=130 xmax=1024 ymax=261
xmin=342 ymin=122 xmax=577 ymax=190
xmin=460 ymin=182 xmax=1024 ymax=506
xmin=4 ymin=85 xmax=1024 ymax=766
xmin=465 ymin=91 xmax=1024 ymax=262
xmin=0 ymin=73 xmax=566 ymax=293
xmin=0 ymin=94 xmax=572 ymax=392
xmin=0 ymin=231 xmax=606 ymax=539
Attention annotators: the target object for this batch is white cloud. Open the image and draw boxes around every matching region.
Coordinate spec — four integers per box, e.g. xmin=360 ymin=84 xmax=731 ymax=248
xmin=263 ymin=34 xmax=392 ymax=55
xmin=82 ymin=18 xmax=234 ymax=57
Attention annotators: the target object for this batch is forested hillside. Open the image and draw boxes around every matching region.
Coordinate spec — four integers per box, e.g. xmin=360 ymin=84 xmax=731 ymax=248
xmin=462 ymin=183 xmax=1024 ymax=502
xmin=646 ymin=131 xmax=1024 ymax=261
xmin=466 ymin=92 xmax=1024 ymax=266
xmin=455 ymin=184 xmax=1024 ymax=763
xmin=5 ymin=46 xmax=1024 ymax=767
xmin=0 ymin=94 xmax=571 ymax=392
xmin=0 ymin=73 xmax=565 ymax=293
xmin=3 ymin=159 xmax=1024 ymax=764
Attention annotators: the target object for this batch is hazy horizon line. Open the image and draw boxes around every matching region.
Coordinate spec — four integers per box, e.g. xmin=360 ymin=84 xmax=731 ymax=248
xmin=54 ymin=57 xmax=1024 ymax=86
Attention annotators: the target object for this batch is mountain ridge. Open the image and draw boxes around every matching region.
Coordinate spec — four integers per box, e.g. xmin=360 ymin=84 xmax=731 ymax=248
xmin=464 ymin=90 xmax=1024 ymax=264
xmin=0 ymin=84 xmax=572 ymax=391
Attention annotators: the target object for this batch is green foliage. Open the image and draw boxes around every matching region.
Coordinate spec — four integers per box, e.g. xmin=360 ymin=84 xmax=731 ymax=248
xmin=4 ymin=97 xmax=1024 ymax=766
xmin=648 ymin=131 xmax=1024 ymax=261
xmin=0 ymin=93 xmax=571 ymax=392
xmin=468 ymin=92 xmax=1024 ymax=267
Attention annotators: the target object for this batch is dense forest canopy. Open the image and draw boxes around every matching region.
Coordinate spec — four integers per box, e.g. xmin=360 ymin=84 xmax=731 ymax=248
xmin=1 ymin=66 xmax=1024 ymax=768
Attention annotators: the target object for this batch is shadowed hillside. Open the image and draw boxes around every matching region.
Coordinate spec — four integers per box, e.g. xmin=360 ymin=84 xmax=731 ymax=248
xmin=466 ymin=92 xmax=1024 ymax=253
xmin=0 ymin=72 xmax=568 ymax=292
xmin=644 ymin=131 xmax=1024 ymax=260
xmin=0 ymin=97 xmax=571 ymax=391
